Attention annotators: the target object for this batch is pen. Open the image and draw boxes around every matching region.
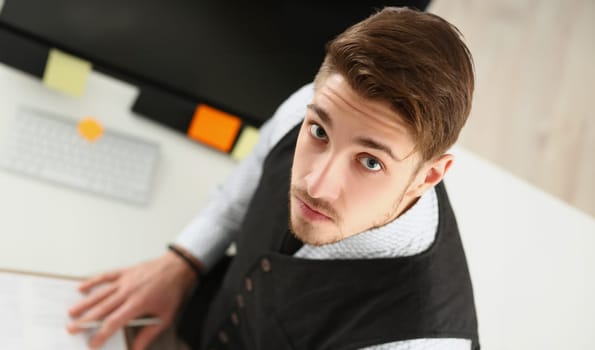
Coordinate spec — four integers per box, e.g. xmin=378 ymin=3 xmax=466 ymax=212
xmin=75 ymin=317 xmax=162 ymax=329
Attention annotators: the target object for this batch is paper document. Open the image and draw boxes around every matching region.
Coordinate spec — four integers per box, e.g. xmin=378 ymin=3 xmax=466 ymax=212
xmin=0 ymin=270 xmax=128 ymax=350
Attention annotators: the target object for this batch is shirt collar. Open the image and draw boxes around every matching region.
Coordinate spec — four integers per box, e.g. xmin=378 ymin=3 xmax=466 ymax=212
xmin=294 ymin=186 xmax=439 ymax=259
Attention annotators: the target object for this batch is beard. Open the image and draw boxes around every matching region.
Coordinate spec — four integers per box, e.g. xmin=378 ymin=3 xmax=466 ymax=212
xmin=288 ymin=215 xmax=345 ymax=247
xmin=288 ymin=216 xmax=345 ymax=247
xmin=288 ymin=174 xmax=418 ymax=247
xmin=288 ymin=187 xmax=344 ymax=246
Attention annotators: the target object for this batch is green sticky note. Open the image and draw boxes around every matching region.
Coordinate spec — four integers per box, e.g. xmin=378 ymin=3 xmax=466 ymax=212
xmin=43 ymin=49 xmax=92 ymax=97
xmin=231 ymin=126 xmax=260 ymax=161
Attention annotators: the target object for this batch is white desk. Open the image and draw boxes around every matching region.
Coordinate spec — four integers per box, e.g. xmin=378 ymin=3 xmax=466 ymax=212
xmin=1 ymin=62 xmax=594 ymax=349
xmin=445 ymin=148 xmax=595 ymax=349
xmin=0 ymin=62 xmax=236 ymax=276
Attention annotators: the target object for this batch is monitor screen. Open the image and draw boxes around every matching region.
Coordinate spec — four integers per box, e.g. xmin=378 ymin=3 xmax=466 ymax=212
xmin=0 ymin=0 xmax=429 ymax=149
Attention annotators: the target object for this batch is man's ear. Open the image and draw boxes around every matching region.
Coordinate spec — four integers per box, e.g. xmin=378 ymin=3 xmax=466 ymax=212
xmin=406 ymin=154 xmax=454 ymax=198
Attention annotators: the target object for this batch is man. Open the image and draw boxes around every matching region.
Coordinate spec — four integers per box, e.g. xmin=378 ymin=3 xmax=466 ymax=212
xmin=68 ymin=7 xmax=479 ymax=350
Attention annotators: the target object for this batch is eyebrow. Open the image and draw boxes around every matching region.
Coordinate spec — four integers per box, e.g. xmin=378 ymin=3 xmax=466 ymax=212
xmin=307 ymin=104 xmax=332 ymax=127
xmin=307 ymin=103 xmax=403 ymax=161
xmin=356 ymin=137 xmax=400 ymax=161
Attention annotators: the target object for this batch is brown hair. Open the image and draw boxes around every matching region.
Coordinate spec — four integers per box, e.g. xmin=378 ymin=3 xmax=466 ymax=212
xmin=314 ymin=7 xmax=474 ymax=162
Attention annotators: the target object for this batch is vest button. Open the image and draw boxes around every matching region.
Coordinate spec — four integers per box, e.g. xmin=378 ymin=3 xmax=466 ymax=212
xmin=236 ymin=294 xmax=245 ymax=308
xmin=218 ymin=330 xmax=229 ymax=344
xmin=260 ymin=258 xmax=271 ymax=272
xmin=245 ymin=277 xmax=253 ymax=292
xmin=231 ymin=312 xmax=239 ymax=326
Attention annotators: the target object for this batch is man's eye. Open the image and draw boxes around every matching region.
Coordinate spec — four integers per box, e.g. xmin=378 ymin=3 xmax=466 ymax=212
xmin=359 ymin=157 xmax=383 ymax=172
xmin=309 ymin=124 xmax=327 ymax=140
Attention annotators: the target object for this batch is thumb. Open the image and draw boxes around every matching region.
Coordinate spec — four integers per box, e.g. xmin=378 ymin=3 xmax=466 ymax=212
xmin=132 ymin=325 xmax=166 ymax=350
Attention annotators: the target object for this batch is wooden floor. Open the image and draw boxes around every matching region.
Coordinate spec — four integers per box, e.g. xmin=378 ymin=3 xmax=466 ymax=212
xmin=429 ymin=0 xmax=594 ymax=217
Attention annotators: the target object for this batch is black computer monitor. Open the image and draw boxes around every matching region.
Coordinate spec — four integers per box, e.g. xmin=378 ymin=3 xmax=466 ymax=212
xmin=0 ymin=0 xmax=429 ymax=149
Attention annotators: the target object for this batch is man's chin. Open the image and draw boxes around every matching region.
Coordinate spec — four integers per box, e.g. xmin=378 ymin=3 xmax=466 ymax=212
xmin=289 ymin=217 xmax=343 ymax=247
xmin=298 ymin=234 xmax=344 ymax=247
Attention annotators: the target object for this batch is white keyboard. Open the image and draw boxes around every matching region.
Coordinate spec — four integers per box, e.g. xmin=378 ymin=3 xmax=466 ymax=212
xmin=0 ymin=107 xmax=159 ymax=205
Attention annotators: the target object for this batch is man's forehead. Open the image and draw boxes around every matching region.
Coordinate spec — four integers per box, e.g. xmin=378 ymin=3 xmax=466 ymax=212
xmin=313 ymin=74 xmax=411 ymax=134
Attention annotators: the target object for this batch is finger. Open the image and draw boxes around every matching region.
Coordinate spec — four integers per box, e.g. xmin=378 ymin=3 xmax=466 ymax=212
xmin=89 ymin=301 xmax=139 ymax=349
xmin=68 ymin=289 xmax=125 ymax=334
xmin=79 ymin=271 xmax=121 ymax=293
xmin=132 ymin=324 xmax=167 ymax=350
xmin=69 ymin=283 xmax=117 ymax=318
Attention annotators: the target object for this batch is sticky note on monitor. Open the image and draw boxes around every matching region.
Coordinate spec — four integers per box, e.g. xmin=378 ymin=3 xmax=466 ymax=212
xmin=231 ymin=126 xmax=260 ymax=161
xmin=43 ymin=49 xmax=92 ymax=97
xmin=187 ymin=104 xmax=242 ymax=153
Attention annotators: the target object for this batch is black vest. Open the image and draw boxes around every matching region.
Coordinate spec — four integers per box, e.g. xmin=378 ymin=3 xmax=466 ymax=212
xmin=178 ymin=124 xmax=480 ymax=350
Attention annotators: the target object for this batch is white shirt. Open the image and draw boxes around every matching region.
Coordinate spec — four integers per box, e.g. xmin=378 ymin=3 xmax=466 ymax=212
xmin=175 ymin=83 xmax=471 ymax=350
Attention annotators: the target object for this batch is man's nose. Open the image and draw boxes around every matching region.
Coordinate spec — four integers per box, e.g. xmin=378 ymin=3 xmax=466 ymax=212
xmin=304 ymin=155 xmax=343 ymax=201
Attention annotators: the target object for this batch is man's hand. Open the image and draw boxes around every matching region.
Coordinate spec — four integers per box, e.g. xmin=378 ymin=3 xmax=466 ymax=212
xmin=67 ymin=251 xmax=198 ymax=350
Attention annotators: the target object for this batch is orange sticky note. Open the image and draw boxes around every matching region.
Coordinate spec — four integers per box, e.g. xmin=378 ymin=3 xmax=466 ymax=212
xmin=78 ymin=117 xmax=103 ymax=141
xmin=187 ymin=104 xmax=242 ymax=152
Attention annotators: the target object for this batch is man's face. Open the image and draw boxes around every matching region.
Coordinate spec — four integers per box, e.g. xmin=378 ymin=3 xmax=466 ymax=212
xmin=289 ymin=74 xmax=423 ymax=246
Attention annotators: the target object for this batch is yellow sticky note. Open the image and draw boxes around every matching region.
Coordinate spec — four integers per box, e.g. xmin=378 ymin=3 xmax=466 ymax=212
xmin=43 ymin=49 xmax=92 ymax=97
xmin=231 ymin=126 xmax=260 ymax=161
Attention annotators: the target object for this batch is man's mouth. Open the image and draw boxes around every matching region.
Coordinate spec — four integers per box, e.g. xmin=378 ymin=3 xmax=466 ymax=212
xmin=295 ymin=196 xmax=332 ymax=221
